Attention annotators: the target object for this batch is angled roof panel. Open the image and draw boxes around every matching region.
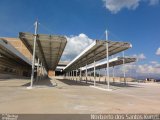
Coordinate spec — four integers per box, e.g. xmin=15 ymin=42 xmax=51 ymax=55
xmin=64 ymin=40 xmax=132 ymax=72
xmin=81 ymin=57 xmax=136 ymax=71
xmin=19 ymin=32 xmax=67 ymax=71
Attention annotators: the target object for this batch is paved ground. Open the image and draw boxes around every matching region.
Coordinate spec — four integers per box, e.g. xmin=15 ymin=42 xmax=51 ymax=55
xmin=0 ymin=77 xmax=160 ymax=113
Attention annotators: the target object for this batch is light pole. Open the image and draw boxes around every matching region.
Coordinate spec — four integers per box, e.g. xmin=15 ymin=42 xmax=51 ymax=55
xmin=105 ymin=30 xmax=110 ymax=90
xmin=122 ymin=51 xmax=126 ymax=85
xmin=27 ymin=20 xmax=38 ymax=89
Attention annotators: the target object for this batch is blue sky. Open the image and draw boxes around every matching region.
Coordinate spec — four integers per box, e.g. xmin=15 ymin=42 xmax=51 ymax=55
xmin=0 ymin=0 xmax=160 ymax=78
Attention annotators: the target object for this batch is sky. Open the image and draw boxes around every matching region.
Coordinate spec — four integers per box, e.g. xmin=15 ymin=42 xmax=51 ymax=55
xmin=0 ymin=0 xmax=160 ymax=79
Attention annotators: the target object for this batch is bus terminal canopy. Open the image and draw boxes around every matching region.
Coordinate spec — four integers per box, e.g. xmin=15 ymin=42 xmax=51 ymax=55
xmin=64 ymin=40 xmax=132 ymax=72
xmin=81 ymin=57 xmax=136 ymax=71
xmin=19 ymin=32 xmax=67 ymax=71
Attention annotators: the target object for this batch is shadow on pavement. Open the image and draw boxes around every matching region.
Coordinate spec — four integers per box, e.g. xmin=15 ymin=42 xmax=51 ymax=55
xmin=96 ymin=81 xmax=142 ymax=88
xmin=56 ymin=79 xmax=93 ymax=86
xmin=56 ymin=78 xmax=141 ymax=88
xmin=22 ymin=77 xmax=55 ymax=87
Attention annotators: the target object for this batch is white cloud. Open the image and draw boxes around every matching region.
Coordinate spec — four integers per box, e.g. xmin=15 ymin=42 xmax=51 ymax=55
xmin=112 ymin=55 xmax=160 ymax=79
xmin=150 ymin=61 xmax=158 ymax=64
xmin=132 ymin=53 xmax=146 ymax=60
xmin=150 ymin=61 xmax=160 ymax=68
xmin=102 ymin=0 xmax=140 ymax=13
xmin=149 ymin=0 xmax=159 ymax=5
xmin=61 ymin=33 xmax=94 ymax=61
xmin=156 ymin=48 xmax=160 ymax=55
xmin=102 ymin=0 xmax=159 ymax=14
xmin=116 ymin=62 xmax=160 ymax=79
xmin=136 ymin=64 xmax=160 ymax=74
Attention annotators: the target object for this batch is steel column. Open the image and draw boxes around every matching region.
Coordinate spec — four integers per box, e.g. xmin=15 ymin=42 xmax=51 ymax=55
xmin=123 ymin=51 xmax=126 ymax=85
xmin=99 ymin=69 xmax=100 ymax=83
xmin=85 ymin=64 xmax=88 ymax=83
xmin=29 ymin=20 xmax=38 ymax=88
xmin=94 ymin=52 xmax=96 ymax=86
xmin=36 ymin=58 xmax=40 ymax=81
xmin=106 ymin=30 xmax=110 ymax=89
xmin=40 ymin=62 xmax=42 ymax=80
xmin=73 ymin=70 xmax=75 ymax=81
xmin=112 ymin=66 xmax=115 ymax=83
xmin=80 ymin=68 xmax=82 ymax=82
xmin=76 ymin=70 xmax=77 ymax=82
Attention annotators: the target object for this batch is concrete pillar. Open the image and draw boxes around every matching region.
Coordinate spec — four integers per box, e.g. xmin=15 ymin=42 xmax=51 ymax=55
xmin=48 ymin=70 xmax=55 ymax=77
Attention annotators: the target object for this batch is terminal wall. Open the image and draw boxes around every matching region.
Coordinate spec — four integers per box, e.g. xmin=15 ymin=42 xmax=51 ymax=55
xmin=1 ymin=37 xmax=32 ymax=61
xmin=0 ymin=37 xmax=32 ymax=78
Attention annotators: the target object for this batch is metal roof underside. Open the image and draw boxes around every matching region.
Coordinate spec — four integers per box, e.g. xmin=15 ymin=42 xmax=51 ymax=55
xmin=19 ymin=32 xmax=67 ymax=71
xmin=0 ymin=39 xmax=31 ymax=67
xmin=64 ymin=40 xmax=132 ymax=72
xmin=81 ymin=57 xmax=136 ymax=71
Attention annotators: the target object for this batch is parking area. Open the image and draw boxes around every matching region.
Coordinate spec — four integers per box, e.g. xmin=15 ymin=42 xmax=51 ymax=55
xmin=0 ymin=77 xmax=160 ymax=113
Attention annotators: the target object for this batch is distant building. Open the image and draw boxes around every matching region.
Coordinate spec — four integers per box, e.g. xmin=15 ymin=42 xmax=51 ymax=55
xmin=145 ymin=78 xmax=156 ymax=83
